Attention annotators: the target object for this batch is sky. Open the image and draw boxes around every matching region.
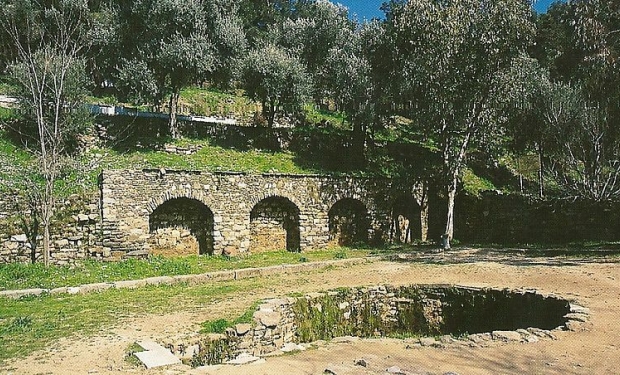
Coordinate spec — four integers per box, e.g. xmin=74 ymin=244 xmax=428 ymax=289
xmin=337 ymin=0 xmax=564 ymax=21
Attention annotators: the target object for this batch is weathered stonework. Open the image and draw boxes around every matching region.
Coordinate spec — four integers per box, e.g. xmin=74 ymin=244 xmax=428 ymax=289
xmin=100 ymin=169 xmax=408 ymax=256
xmin=170 ymin=285 xmax=588 ymax=366
xmin=0 ymin=193 xmax=103 ymax=265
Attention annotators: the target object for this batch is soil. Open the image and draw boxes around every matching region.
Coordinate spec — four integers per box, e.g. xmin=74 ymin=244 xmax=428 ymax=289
xmin=2 ymin=248 xmax=620 ymax=375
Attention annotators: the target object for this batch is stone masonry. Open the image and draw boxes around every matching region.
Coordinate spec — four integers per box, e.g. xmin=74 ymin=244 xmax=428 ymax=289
xmin=100 ymin=169 xmax=406 ymax=256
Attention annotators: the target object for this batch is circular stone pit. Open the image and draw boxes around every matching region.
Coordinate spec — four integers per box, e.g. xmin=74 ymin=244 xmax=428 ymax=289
xmin=181 ymin=284 xmax=590 ymax=367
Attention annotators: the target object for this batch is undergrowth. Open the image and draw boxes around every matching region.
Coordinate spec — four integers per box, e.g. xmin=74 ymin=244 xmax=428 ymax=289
xmin=0 ymin=248 xmax=369 ymax=291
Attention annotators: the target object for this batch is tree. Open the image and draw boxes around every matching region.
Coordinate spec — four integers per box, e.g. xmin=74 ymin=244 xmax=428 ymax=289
xmin=275 ymin=0 xmax=354 ymax=102
xmin=322 ymin=22 xmax=376 ymax=166
xmin=386 ymin=0 xmax=535 ymax=247
xmin=241 ymin=44 xmax=311 ymax=130
xmin=1 ymin=0 xmax=91 ymax=266
xmin=116 ymin=0 xmax=246 ymax=139
xmin=526 ymin=0 xmax=620 ymax=201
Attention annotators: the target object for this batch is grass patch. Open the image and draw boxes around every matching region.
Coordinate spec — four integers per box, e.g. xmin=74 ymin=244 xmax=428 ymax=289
xmin=0 ymin=107 xmax=19 ymax=121
xmin=0 ymin=280 xmax=256 ymax=364
xmin=200 ymin=301 xmax=260 ymax=334
xmin=462 ymin=168 xmax=496 ymax=196
xmin=124 ymin=342 xmax=146 ymax=367
xmin=179 ymin=87 xmax=259 ymax=123
xmin=303 ymin=104 xmax=348 ymax=129
xmin=0 ymin=248 xmax=370 ymax=291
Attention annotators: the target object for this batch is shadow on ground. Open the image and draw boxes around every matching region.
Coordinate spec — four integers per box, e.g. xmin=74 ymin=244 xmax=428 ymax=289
xmin=378 ymin=245 xmax=620 ymax=267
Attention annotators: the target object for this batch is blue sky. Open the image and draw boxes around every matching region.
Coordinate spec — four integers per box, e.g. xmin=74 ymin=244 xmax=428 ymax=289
xmin=337 ymin=0 xmax=563 ymax=21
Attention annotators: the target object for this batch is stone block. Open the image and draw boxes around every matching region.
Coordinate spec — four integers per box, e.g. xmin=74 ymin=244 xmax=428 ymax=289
xmin=114 ymin=279 xmax=147 ymax=289
xmin=235 ymin=268 xmax=262 ymax=280
xmin=134 ymin=348 xmax=181 ymax=369
xmin=207 ymin=270 xmax=235 ymax=282
xmin=145 ymin=276 xmax=175 ymax=286
xmin=235 ymin=323 xmax=252 ymax=336
xmin=79 ymin=283 xmax=113 ymax=294
xmin=10 ymin=234 xmax=27 ymax=243
xmin=254 ymin=311 xmax=281 ymax=328
xmin=0 ymin=288 xmax=48 ymax=299
xmin=492 ymin=331 xmax=523 ymax=342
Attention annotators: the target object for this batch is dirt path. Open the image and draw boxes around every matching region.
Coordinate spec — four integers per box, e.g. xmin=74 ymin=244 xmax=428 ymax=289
xmin=3 ymin=251 xmax=620 ymax=374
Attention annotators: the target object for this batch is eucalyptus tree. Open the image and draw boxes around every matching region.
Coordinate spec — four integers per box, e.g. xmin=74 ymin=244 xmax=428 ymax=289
xmin=241 ymin=44 xmax=311 ymax=131
xmin=115 ymin=0 xmax=246 ymax=139
xmin=0 ymin=0 xmax=92 ymax=265
xmin=385 ymin=0 xmax=535 ymax=247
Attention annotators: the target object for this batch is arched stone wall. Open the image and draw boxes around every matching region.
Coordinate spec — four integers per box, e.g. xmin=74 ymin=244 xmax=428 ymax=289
xmin=328 ymin=198 xmax=370 ymax=246
xmin=99 ymin=170 xmax=405 ymax=256
xmin=250 ymin=196 xmax=300 ymax=252
xmin=390 ymin=195 xmax=422 ymax=244
xmin=149 ymin=197 xmax=214 ymax=255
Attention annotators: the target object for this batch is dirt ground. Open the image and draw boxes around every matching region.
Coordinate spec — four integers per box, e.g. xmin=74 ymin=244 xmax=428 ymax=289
xmin=2 ymin=248 xmax=620 ymax=375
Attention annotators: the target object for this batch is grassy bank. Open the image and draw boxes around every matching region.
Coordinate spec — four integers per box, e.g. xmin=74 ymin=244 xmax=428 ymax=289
xmin=0 ymin=279 xmax=258 ymax=363
xmin=0 ymin=248 xmax=367 ymax=291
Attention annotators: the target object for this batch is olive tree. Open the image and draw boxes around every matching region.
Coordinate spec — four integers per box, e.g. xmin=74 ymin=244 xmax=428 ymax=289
xmin=116 ymin=0 xmax=246 ymax=138
xmin=241 ymin=44 xmax=311 ymax=130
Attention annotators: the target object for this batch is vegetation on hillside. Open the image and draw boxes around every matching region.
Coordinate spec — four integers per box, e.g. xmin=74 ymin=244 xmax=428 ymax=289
xmin=1 ymin=0 xmax=619 ymax=252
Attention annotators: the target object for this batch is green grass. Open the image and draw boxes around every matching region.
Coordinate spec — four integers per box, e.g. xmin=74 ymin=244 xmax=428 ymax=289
xmin=179 ymin=87 xmax=259 ymax=123
xmin=200 ymin=301 xmax=260 ymax=334
xmin=0 ymin=107 xmax=19 ymax=121
xmin=303 ymin=104 xmax=348 ymax=129
xmin=0 ymin=248 xmax=370 ymax=291
xmin=462 ymin=168 xmax=496 ymax=196
xmin=0 ymin=280 xmax=256 ymax=363
xmin=70 ymin=139 xmax=318 ymax=194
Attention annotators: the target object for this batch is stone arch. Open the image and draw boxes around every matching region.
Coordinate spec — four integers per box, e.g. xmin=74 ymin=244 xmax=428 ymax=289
xmin=250 ymin=196 xmax=300 ymax=252
xmin=147 ymin=188 xmax=212 ymax=215
xmin=390 ymin=195 xmax=422 ymax=244
xmin=328 ymin=198 xmax=370 ymax=246
xmin=149 ymin=197 xmax=215 ymax=255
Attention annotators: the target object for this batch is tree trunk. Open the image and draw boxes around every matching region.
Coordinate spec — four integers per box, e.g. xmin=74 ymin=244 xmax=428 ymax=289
xmin=444 ymin=173 xmax=458 ymax=249
xmin=169 ymin=90 xmax=181 ymax=139
xmin=43 ymin=222 xmax=51 ymax=266
xmin=419 ymin=184 xmax=429 ymax=243
xmin=352 ymin=117 xmax=366 ymax=167
xmin=537 ymin=142 xmax=545 ymax=198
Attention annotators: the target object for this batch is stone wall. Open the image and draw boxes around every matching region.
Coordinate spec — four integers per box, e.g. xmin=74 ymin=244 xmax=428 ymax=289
xmin=0 ymin=193 xmax=103 ymax=265
xmin=181 ymin=285 xmax=587 ymax=365
xmin=454 ymin=192 xmax=620 ymax=244
xmin=100 ymin=169 xmax=409 ymax=257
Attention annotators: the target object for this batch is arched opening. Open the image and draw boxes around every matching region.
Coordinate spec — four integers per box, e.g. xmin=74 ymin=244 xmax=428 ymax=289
xmin=149 ymin=197 xmax=214 ymax=256
xmin=328 ymin=198 xmax=370 ymax=246
xmin=250 ymin=196 xmax=300 ymax=252
xmin=390 ymin=195 xmax=422 ymax=244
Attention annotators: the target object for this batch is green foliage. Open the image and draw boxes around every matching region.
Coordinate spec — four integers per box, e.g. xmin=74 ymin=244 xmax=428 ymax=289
xmin=179 ymin=87 xmax=259 ymax=122
xmin=241 ymin=44 xmax=311 ymax=128
xmin=333 ymin=249 xmax=348 ymax=260
xmin=0 ymin=316 xmax=33 ymax=334
xmin=302 ymin=104 xmax=348 ymax=129
xmin=0 ymin=249 xmax=370 ymax=290
xmin=462 ymin=168 xmax=496 ymax=196
xmin=115 ymin=0 xmax=247 ymax=136
xmin=0 ymin=280 xmax=253 ymax=362
xmin=0 ymin=107 xmax=19 ymax=121
xmin=199 ymin=301 xmax=258 ymax=334
xmin=190 ymin=337 xmax=235 ymax=367
xmin=201 ymin=318 xmax=230 ymax=334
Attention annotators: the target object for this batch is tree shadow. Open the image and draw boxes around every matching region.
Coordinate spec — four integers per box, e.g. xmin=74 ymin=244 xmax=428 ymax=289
xmin=379 ymin=245 xmax=620 ymax=267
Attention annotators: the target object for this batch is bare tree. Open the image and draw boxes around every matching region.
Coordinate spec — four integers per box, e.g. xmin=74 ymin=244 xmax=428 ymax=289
xmin=1 ymin=0 xmax=90 ymax=266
